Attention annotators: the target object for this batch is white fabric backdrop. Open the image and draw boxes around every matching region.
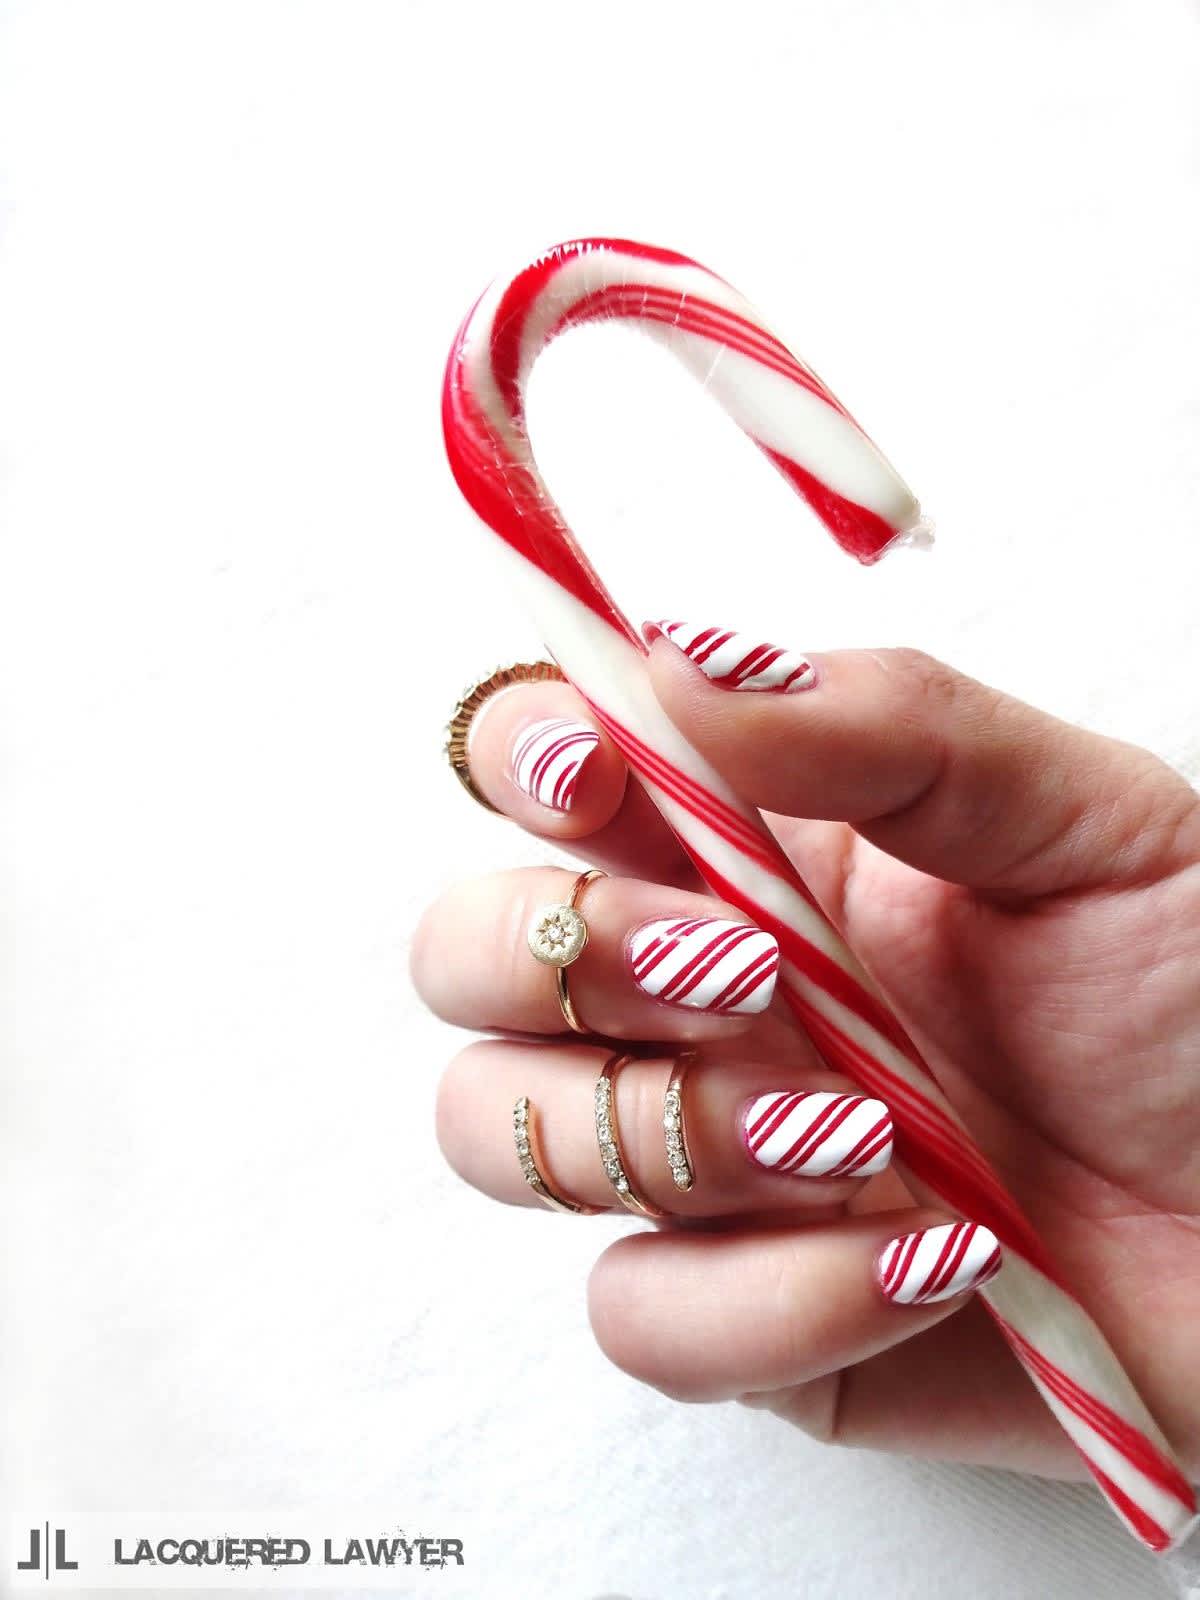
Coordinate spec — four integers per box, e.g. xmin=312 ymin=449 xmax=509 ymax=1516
xmin=2 ymin=1 xmax=1198 ymax=1595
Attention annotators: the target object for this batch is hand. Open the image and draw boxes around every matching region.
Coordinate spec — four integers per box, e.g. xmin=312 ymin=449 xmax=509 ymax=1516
xmin=411 ymin=630 xmax=1200 ymax=1477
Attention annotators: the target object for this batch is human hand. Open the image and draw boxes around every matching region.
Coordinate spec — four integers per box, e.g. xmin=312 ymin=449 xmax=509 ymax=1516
xmin=412 ymin=629 xmax=1200 ymax=1477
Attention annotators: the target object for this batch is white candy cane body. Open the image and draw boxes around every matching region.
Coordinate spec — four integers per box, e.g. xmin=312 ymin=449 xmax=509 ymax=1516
xmin=442 ymin=238 xmax=1196 ymax=1550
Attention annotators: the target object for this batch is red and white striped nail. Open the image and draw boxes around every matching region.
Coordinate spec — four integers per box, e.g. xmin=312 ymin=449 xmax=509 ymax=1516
xmin=878 ymin=1222 xmax=1002 ymax=1306
xmin=629 ymin=916 xmax=779 ymax=1015
xmin=511 ymin=718 xmax=600 ymax=811
xmin=646 ymin=620 xmax=816 ymax=692
xmin=741 ymin=1090 xmax=893 ymax=1178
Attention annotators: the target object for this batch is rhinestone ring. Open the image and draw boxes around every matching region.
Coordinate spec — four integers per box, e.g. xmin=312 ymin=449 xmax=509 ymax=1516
xmin=595 ymin=1053 xmax=666 ymax=1218
xmin=512 ymin=1095 xmax=601 ymax=1216
xmin=526 ymin=868 xmax=606 ymax=1034
xmin=664 ymin=1052 xmax=697 ymax=1192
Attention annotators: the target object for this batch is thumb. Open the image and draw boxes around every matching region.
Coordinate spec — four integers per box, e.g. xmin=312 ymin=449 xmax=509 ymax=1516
xmin=644 ymin=623 xmax=1199 ymax=896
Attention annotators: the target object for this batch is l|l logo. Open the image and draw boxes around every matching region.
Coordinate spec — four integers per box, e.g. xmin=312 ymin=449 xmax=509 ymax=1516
xmin=17 ymin=1524 xmax=77 ymax=1579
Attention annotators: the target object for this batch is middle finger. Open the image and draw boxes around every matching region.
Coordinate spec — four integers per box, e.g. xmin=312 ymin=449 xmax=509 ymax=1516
xmin=412 ymin=866 xmax=784 ymax=1044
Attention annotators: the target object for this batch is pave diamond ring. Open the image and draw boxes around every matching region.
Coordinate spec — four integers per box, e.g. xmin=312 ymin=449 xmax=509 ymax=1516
xmin=512 ymin=1095 xmax=601 ymax=1216
xmin=525 ymin=868 xmax=606 ymax=1034
xmin=594 ymin=1052 xmax=667 ymax=1219
xmin=663 ymin=1052 xmax=697 ymax=1193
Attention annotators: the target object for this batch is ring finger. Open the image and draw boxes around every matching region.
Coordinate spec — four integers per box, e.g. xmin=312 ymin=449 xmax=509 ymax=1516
xmin=437 ymin=1039 xmax=896 ymax=1217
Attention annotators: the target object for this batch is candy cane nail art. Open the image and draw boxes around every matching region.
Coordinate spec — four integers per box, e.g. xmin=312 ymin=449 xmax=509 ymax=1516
xmin=649 ymin=620 xmax=816 ymax=692
xmin=511 ymin=718 xmax=599 ymax=810
xmin=742 ymin=1091 xmax=893 ymax=1178
xmin=879 ymin=1222 xmax=1002 ymax=1306
xmin=629 ymin=916 xmax=779 ymax=1015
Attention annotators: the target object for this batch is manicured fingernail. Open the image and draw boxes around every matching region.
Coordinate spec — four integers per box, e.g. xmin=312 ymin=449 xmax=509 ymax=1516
xmin=629 ymin=916 xmax=779 ymax=1015
xmin=741 ymin=1091 xmax=893 ymax=1178
xmin=878 ymin=1222 xmax=1002 ymax=1306
xmin=511 ymin=718 xmax=600 ymax=811
xmin=645 ymin=620 xmax=816 ymax=692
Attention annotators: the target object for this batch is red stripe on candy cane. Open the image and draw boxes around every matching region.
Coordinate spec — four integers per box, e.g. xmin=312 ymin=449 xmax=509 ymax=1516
xmin=586 ymin=703 xmax=795 ymax=879
xmin=692 ymin=854 xmax=928 ymax=1066
xmin=442 ymin=236 xmax=1196 ymax=1550
xmin=992 ymin=1314 xmax=1196 ymax=1513
xmin=1088 ymin=1468 xmax=1174 ymax=1554
xmin=546 ymin=285 xmax=853 ymax=419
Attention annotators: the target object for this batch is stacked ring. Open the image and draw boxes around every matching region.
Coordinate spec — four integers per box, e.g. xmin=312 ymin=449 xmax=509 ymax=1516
xmin=512 ymin=1051 xmax=697 ymax=1219
xmin=512 ymin=1095 xmax=602 ymax=1216
xmin=663 ymin=1052 xmax=696 ymax=1192
xmin=594 ymin=1053 xmax=666 ymax=1219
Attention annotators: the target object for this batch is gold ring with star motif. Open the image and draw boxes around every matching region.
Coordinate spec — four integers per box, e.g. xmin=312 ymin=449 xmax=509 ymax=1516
xmin=526 ymin=868 xmax=607 ymax=1035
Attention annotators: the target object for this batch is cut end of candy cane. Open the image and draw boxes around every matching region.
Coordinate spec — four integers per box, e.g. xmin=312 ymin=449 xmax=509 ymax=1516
xmin=1162 ymin=1509 xmax=1200 ymax=1556
xmin=875 ymin=513 xmax=937 ymax=561
xmin=444 ymin=237 xmax=927 ymax=609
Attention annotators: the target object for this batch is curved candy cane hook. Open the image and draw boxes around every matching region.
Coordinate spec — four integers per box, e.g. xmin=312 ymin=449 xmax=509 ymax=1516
xmin=441 ymin=237 xmax=1195 ymax=1551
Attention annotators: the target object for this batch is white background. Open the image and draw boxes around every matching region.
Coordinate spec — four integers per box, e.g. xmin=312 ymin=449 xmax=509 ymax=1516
xmin=2 ymin=1 xmax=1199 ymax=1596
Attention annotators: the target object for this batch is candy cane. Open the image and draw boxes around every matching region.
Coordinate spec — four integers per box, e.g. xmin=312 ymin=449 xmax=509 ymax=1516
xmin=441 ymin=237 xmax=1196 ymax=1552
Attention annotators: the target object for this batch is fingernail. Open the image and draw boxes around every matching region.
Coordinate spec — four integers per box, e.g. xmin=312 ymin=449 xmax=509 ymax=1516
xmin=511 ymin=718 xmax=600 ymax=811
xmin=878 ymin=1222 xmax=1002 ymax=1306
xmin=629 ymin=916 xmax=779 ymax=1015
xmin=741 ymin=1091 xmax=893 ymax=1178
xmin=645 ymin=620 xmax=816 ymax=692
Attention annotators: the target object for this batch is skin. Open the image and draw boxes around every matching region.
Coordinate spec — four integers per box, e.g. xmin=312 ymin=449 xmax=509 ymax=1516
xmin=411 ymin=644 xmax=1200 ymax=1478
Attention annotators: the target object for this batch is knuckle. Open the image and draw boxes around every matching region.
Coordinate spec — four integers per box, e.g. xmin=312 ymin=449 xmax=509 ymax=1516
xmin=587 ymin=1237 xmax=711 ymax=1402
xmin=407 ymin=896 xmax=447 ymax=1010
xmin=759 ymin=1373 xmax=844 ymax=1444
xmin=433 ymin=1042 xmax=490 ymax=1176
xmin=883 ymin=648 xmax=963 ymax=715
xmin=1115 ymin=754 xmax=1200 ymax=870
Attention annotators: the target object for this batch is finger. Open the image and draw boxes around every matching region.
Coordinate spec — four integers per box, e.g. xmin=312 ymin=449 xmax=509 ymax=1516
xmin=587 ymin=1210 xmax=1002 ymax=1402
xmin=437 ymin=1039 xmax=895 ymax=1217
xmin=743 ymin=1298 xmax=1072 ymax=1473
xmin=412 ymin=867 xmax=782 ymax=1041
xmin=645 ymin=626 xmax=1200 ymax=895
xmin=814 ymin=1298 xmax=1072 ymax=1468
xmin=463 ymin=677 xmax=699 ymax=887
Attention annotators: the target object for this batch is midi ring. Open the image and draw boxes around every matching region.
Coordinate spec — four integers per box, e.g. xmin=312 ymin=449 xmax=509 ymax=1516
xmin=526 ymin=868 xmax=606 ymax=1035
xmin=445 ymin=661 xmax=565 ymax=812
xmin=513 ymin=1095 xmax=602 ymax=1215
xmin=664 ymin=1052 xmax=697 ymax=1193
xmin=594 ymin=1053 xmax=666 ymax=1219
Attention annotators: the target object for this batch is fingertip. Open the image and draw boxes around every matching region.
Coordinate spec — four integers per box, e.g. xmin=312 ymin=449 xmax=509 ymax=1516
xmin=466 ymin=680 xmax=628 ymax=835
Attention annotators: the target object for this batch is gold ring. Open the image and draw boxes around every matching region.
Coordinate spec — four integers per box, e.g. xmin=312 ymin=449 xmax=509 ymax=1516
xmin=446 ymin=661 xmax=566 ymax=812
xmin=594 ymin=1053 xmax=666 ymax=1219
xmin=664 ymin=1052 xmax=697 ymax=1192
xmin=526 ymin=868 xmax=606 ymax=1035
xmin=512 ymin=1095 xmax=601 ymax=1215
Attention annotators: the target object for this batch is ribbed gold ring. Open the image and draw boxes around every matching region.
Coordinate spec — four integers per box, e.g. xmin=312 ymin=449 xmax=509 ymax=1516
xmin=594 ymin=1053 xmax=667 ymax=1219
xmin=526 ymin=868 xmax=606 ymax=1035
xmin=445 ymin=661 xmax=565 ymax=812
